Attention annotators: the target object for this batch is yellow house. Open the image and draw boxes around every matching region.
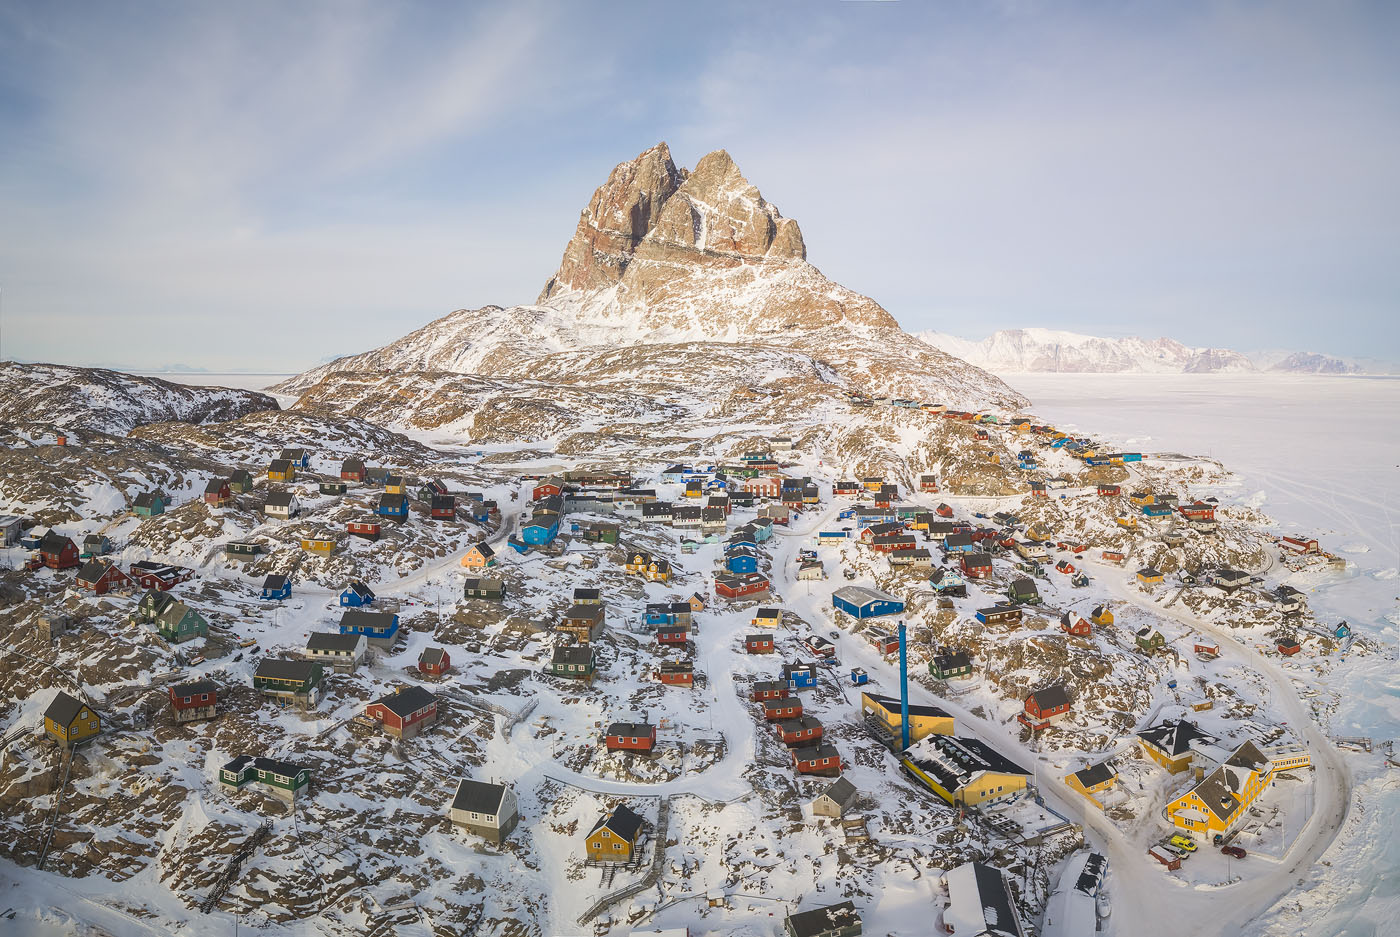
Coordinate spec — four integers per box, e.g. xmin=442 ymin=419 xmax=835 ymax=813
xmin=862 ymin=477 xmax=885 ymax=492
xmin=267 ymin=459 xmax=296 ymax=482
xmin=44 ymin=691 xmax=101 ymax=747
xmin=861 ymin=692 xmax=953 ymax=744
xmin=1090 ymin=605 xmax=1114 ymax=626
xmin=985 ymin=450 xmax=1001 ymax=464
xmin=625 ymin=551 xmax=654 ymax=574
xmin=1065 ymin=762 xmax=1117 ymax=806
xmin=751 ymin=608 xmax=781 ymax=629
xmin=460 ymin=542 xmax=496 ymax=569
xmin=1129 ymin=491 xmax=1154 ymax=506
xmin=642 ymin=561 xmax=671 ymax=583
xmin=1115 ymin=515 xmax=1137 ymax=530
xmin=900 ymin=734 xmax=1030 ymax=806
xmin=384 ymin=476 xmax=405 ymax=494
xmin=1167 ymin=741 xmax=1274 ymax=838
xmin=1137 ymin=567 xmax=1165 ymax=587
xmin=299 ymin=535 xmax=335 ymax=556
xmin=1268 ymin=748 xmax=1311 ymax=772
xmin=585 ymin=804 xmax=645 ymax=862
xmin=1137 ymin=719 xmax=1214 ymax=774
xmin=1025 ymin=524 xmax=1051 ymax=543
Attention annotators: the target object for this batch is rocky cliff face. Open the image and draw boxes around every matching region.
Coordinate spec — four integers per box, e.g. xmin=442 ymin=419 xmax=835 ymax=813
xmin=278 ymin=142 xmax=1028 ymax=423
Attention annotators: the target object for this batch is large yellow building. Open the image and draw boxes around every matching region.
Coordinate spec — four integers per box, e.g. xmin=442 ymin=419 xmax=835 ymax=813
xmin=585 ymin=804 xmax=645 ymax=863
xmin=900 ymin=734 xmax=1030 ymax=806
xmin=1167 ymin=741 xmax=1274 ymax=838
xmin=860 ymin=692 xmax=954 ymax=745
xmin=43 ymin=691 xmax=101 ymax=747
xmin=1137 ymin=719 xmax=1216 ymax=774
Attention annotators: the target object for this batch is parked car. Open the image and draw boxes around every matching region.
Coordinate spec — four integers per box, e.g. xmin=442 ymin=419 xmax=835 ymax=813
xmin=1221 ymin=845 xmax=1247 ymax=859
xmin=1168 ymin=834 xmax=1198 ymax=852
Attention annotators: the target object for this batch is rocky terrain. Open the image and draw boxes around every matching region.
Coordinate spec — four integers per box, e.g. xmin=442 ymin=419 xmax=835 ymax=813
xmin=0 ymin=362 xmax=279 ymax=435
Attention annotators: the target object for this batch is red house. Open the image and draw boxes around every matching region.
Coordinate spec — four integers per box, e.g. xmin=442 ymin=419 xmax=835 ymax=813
xmin=203 ymin=479 xmax=232 ymax=506
xmin=919 ymin=475 xmax=939 ymax=493
xmin=959 ymin=553 xmax=994 ymax=579
xmin=605 ymin=721 xmax=656 ymax=752
xmin=656 ymin=624 xmax=689 ymax=646
xmin=716 ymin=572 xmax=770 ymax=599
xmin=745 ymin=634 xmax=775 ymax=654
xmin=745 ymin=476 xmax=782 ymax=498
xmin=347 ymin=519 xmax=381 ymax=541
xmin=1096 ymin=484 xmax=1120 ymax=497
xmin=935 ymin=503 xmax=954 ymax=518
xmin=656 ymin=661 xmax=694 ymax=687
xmin=532 ymin=478 xmax=563 ymax=501
xmin=167 ymin=679 xmax=217 ymax=723
xmin=763 ymin=699 xmax=803 ymax=721
xmin=1059 ymin=612 xmax=1092 ymax=637
xmin=418 ymin=646 xmax=451 ymax=677
xmin=1019 ymin=684 xmax=1071 ymax=730
xmin=751 ymin=680 xmax=790 ymax=702
xmin=129 ymin=561 xmax=193 ymax=591
xmin=340 ymin=458 xmax=366 ymax=482
xmin=75 ymin=560 xmax=132 ymax=595
xmin=1179 ymin=501 xmax=1215 ymax=521
xmin=1030 ymin=482 xmax=1047 ymax=498
xmin=792 ymin=744 xmax=842 ymax=776
xmin=38 ymin=533 xmax=81 ymax=570
xmin=365 ymin=686 xmax=439 ymax=739
xmin=1280 ymin=536 xmax=1319 ymax=555
xmin=430 ymin=495 xmax=456 ymax=520
xmin=777 ymin=716 xmax=823 ymax=746
xmin=833 ymin=481 xmax=861 ymax=496
xmin=872 ymin=533 xmax=916 ymax=553
xmin=975 ymin=428 xmax=989 ymax=441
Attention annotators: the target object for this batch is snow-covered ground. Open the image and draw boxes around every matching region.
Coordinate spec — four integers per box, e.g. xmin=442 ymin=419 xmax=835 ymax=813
xmin=1004 ymin=372 xmax=1400 ymax=937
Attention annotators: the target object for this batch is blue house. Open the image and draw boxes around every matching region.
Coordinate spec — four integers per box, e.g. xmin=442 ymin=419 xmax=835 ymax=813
xmin=643 ymin=607 xmax=680 ymax=627
xmin=339 ymin=609 xmax=400 ymax=648
xmin=930 ymin=568 xmax=966 ymax=593
xmin=1119 ymin=452 xmax=1143 ymax=463
xmin=20 ymin=529 xmax=46 ymax=550
xmin=783 ymin=662 xmax=819 ymax=690
xmin=725 ymin=549 xmax=759 ymax=575
xmin=660 ymin=465 xmax=691 ymax=484
xmin=818 ymin=529 xmax=850 ymax=542
xmin=705 ymin=477 xmax=728 ymax=491
xmin=279 ymin=447 xmax=312 ymax=469
xmin=749 ymin=522 xmax=774 ymax=543
xmin=340 ymin=580 xmax=375 ymax=607
xmin=1051 ymin=437 xmax=1069 ymax=448
xmin=261 ymin=574 xmax=292 ymax=601
xmin=522 ymin=515 xmax=560 ymax=545
xmin=377 ymin=493 xmax=409 ymax=520
xmin=1142 ymin=503 xmax=1173 ymax=517
xmin=850 ymin=668 xmax=869 ymax=686
xmin=1085 ymin=456 xmax=1112 ymax=466
xmin=831 ymin=585 xmax=905 ymax=619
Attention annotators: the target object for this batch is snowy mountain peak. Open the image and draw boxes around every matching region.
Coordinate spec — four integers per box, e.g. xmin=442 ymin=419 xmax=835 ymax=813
xmin=916 ymin=328 xmax=1257 ymax=374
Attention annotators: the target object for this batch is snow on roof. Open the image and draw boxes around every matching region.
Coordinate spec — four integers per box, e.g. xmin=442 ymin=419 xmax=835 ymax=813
xmin=943 ymin=861 xmax=1024 ymax=937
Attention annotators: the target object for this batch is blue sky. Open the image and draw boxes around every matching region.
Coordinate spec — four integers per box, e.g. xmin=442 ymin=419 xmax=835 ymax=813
xmin=1 ymin=0 xmax=1397 ymax=372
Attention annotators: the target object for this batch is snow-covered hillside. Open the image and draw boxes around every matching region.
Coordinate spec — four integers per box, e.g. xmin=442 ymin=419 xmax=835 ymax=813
xmin=916 ymin=328 xmax=1256 ymax=373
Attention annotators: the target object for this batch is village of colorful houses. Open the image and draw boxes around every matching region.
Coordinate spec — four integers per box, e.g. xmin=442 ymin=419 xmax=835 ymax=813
xmin=0 ymin=392 xmax=1369 ymax=937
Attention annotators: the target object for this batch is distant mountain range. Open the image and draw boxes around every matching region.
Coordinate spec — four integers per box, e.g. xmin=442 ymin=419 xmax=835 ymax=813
xmin=914 ymin=328 xmax=1381 ymax=375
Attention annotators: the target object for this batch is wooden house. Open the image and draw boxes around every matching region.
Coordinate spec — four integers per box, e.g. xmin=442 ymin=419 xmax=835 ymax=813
xmin=461 ymin=541 xmax=496 ymax=569
xmin=831 ymin=586 xmax=903 ymax=619
xmin=225 ymin=541 xmax=261 ymax=559
xmin=383 ymin=474 xmax=405 ymax=494
xmin=919 ymin=474 xmax=939 ymax=493
xmin=132 ymin=492 xmax=167 ymax=516
xmin=558 ymin=604 xmax=605 ymax=644
xmin=1179 ymin=501 xmax=1215 ymax=521
xmin=339 ymin=609 xmax=401 ymax=648
xmin=267 ymin=459 xmax=296 ymax=482
xmin=319 ymin=481 xmax=347 ymax=496
xmin=299 ymin=532 xmax=336 ymax=555
xmin=901 ymin=734 xmax=1030 ymax=807
xmin=38 ymin=532 xmax=81 ymax=570
xmin=585 ymin=804 xmax=645 ymax=863
xmin=1066 ymin=761 xmax=1118 ymax=801
xmin=418 ymin=479 xmax=449 ymax=502
xmin=168 ymin=679 xmax=218 ymax=723
xmin=763 ymin=698 xmax=804 ymax=721
xmin=1166 ymin=740 xmax=1274 ymax=838
xmin=129 ymin=560 xmax=193 ymax=591
xmin=377 ymin=492 xmax=409 ymax=520
xmin=228 ymin=469 xmax=254 ymax=493
xmin=340 ymin=580 xmax=375 ymax=607
xmin=871 ymin=532 xmax=916 ymax=553
xmin=304 ymin=632 xmax=367 ymax=672
xmin=203 ymin=478 xmax=232 ymax=507
xmin=959 ymin=552 xmax=994 ymax=579
xmin=43 ymin=691 xmax=100 ymax=747
xmin=655 ymin=622 xmax=689 ymax=646
xmin=1006 ymin=578 xmax=1041 ymax=605
xmin=581 ymin=522 xmax=619 ymax=544
xmin=154 ymin=600 xmax=209 ymax=643
xmin=1136 ymin=567 xmax=1165 ymax=587
xmin=929 ymin=567 xmax=966 ymax=597
xmin=1193 ymin=639 xmax=1220 ymax=658
xmin=1135 ymin=627 xmax=1166 ymax=654
xmin=450 ymin=778 xmax=520 ymax=844
xmin=1019 ymin=684 xmax=1072 ymax=730
xmin=347 ymin=518 xmax=381 ymax=541
xmin=975 ymin=605 xmax=1022 ymax=626
xmin=221 ymin=755 xmax=311 ymax=803
xmin=263 ymin=491 xmax=299 ymax=520
xmin=792 ymin=744 xmax=842 ymax=777
xmin=75 ymin=559 xmax=132 ymax=595
xmin=752 ymin=680 xmax=790 ymax=702
xmin=366 ymin=685 xmax=439 ymax=739
xmin=778 ymin=716 xmax=823 ymax=747
xmin=253 ymin=658 xmax=323 ymax=709
xmin=79 ymin=533 xmax=112 ymax=557
xmin=745 ymin=633 xmax=776 ymax=654
xmin=1096 ymin=484 xmax=1121 ymax=497
xmin=463 ymin=577 xmax=506 ymax=602
xmin=929 ymin=649 xmax=972 ymax=680
xmin=1101 ymin=549 xmax=1126 ymax=565
xmin=340 ymin=457 xmax=366 ymax=482
xmin=1060 ymin=612 xmax=1092 ymax=636
xmin=261 ymin=574 xmax=292 ymax=601
xmin=715 ymin=572 xmax=770 ymax=599
xmin=546 ymin=645 xmax=595 ymax=682
xmin=605 ymin=721 xmax=656 ymax=753
xmin=1280 ymin=535 xmax=1320 ymax=555
xmin=279 ymin=448 xmax=311 ymax=470
xmin=1137 ymin=719 xmax=1215 ymax=774
xmin=811 ymin=777 xmax=859 ymax=819
xmin=656 ymin=660 xmax=694 ymax=687
xmin=429 ymin=494 xmax=456 ymax=520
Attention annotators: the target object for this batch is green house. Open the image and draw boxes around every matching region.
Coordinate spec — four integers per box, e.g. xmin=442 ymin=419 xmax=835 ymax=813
xmin=582 ymin=523 xmax=619 ymax=544
xmin=220 ymin=755 xmax=311 ymax=803
xmin=319 ymin=481 xmax=347 ymax=496
xmin=1135 ymin=628 xmax=1166 ymax=654
xmin=155 ymin=601 xmax=209 ymax=643
xmin=252 ymin=658 xmax=324 ymax=709
xmin=545 ymin=646 xmax=594 ymax=682
xmin=228 ymin=469 xmax=254 ymax=493
xmin=929 ymin=650 xmax=973 ymax=680
xmin=225 ymin=541 xmax=261 ymax=557
xmin=1006 ymin=578 xmax=1042 ymax=605
xmin=133 ymin=588 xmax=177 ymax=624
xmin=132 ymin=492 xmax=166 ymax=517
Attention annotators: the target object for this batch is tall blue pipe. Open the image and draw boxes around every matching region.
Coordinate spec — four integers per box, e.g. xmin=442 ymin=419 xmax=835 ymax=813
xmin=899 ymin=620 xmax=910 ymax=751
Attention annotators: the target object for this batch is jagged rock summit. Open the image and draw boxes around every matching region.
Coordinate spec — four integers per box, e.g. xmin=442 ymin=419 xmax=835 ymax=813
xmin=278 ymin=142 xmax=1027 ymax=423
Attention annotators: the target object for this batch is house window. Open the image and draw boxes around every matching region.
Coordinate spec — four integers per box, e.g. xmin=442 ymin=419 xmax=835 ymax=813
xmin=613 ymin=843 xmax=622 ymax=851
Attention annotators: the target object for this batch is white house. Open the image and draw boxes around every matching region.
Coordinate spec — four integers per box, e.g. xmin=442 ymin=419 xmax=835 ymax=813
xmin=450 ymin=778 xmax=520 ymax=844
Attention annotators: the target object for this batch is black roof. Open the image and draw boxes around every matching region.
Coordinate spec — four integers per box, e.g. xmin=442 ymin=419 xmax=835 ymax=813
xmin=607 ymin=722 xmax=653 ymax=736
xmin=863 ymin=693 xmax=950 ymax=720
xmin=263 ymin=574 xmax=289 ymax=589
xmin=306 ymin=632 xmax=363 ymax=652
xmin=265 ymin=491 xmax=296 ymax=507
xmin=552 ymin=645 xmax=592 ymax=665
xmin=431 ymin=495 xmax=455 ymax=510
xmin=76 ymin=559 xmax=115 ymax=583
xmin=589 ymin=804 xmax=644 ymax=842
xmin=268 ymin=459 xmax=291 ymax=472
xmin=1072 ymin=761 xmax=1117 ymax=788
xmin=254 ymin=658 xmax=320 ymax=681
xmin=43 ymin=690 xmax=88 ymax=727
xmin=574 ymin=587 xmax=600 ymax=600
xmin=372 ymin=685 xmax=437 ymax=718
xmin=452 ymin=778 xmax=507 ymax=815
xmin=253 ymin=756 xmax=307 ymax=779
xmin=344 ymin=580 xmax=374 ymax=599
xmin=963 ymin=552 xmax=993 ymax=566
xmin=786 ymin=901 xmax=860 ymax=937
xmin=339 ymin=609 xmax=397 ymax=630
xmin=1028 ymin=684 xmax=1070 ymax=709
xmin=933 ymin=650 xmax=971 ymax=670
xmin=1137 ymin=719 xmax=1215 ymax=757
xmin=379 ymin=492 xmax=407 ymax=509
xmin=133 ymin=492 xmax=163 ymax=507
xmin=39 ymin=531 xmax=73 ymax=554
xmin=203 ymin=478 xmax=228 ymax=494
xmin=171 ymin=679 xmax=218 ymax=696
xmin=906 ymin=734 xmax=1030 ymax=790
xmin=1008 ymin=578 xmax=1039 ymax=596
